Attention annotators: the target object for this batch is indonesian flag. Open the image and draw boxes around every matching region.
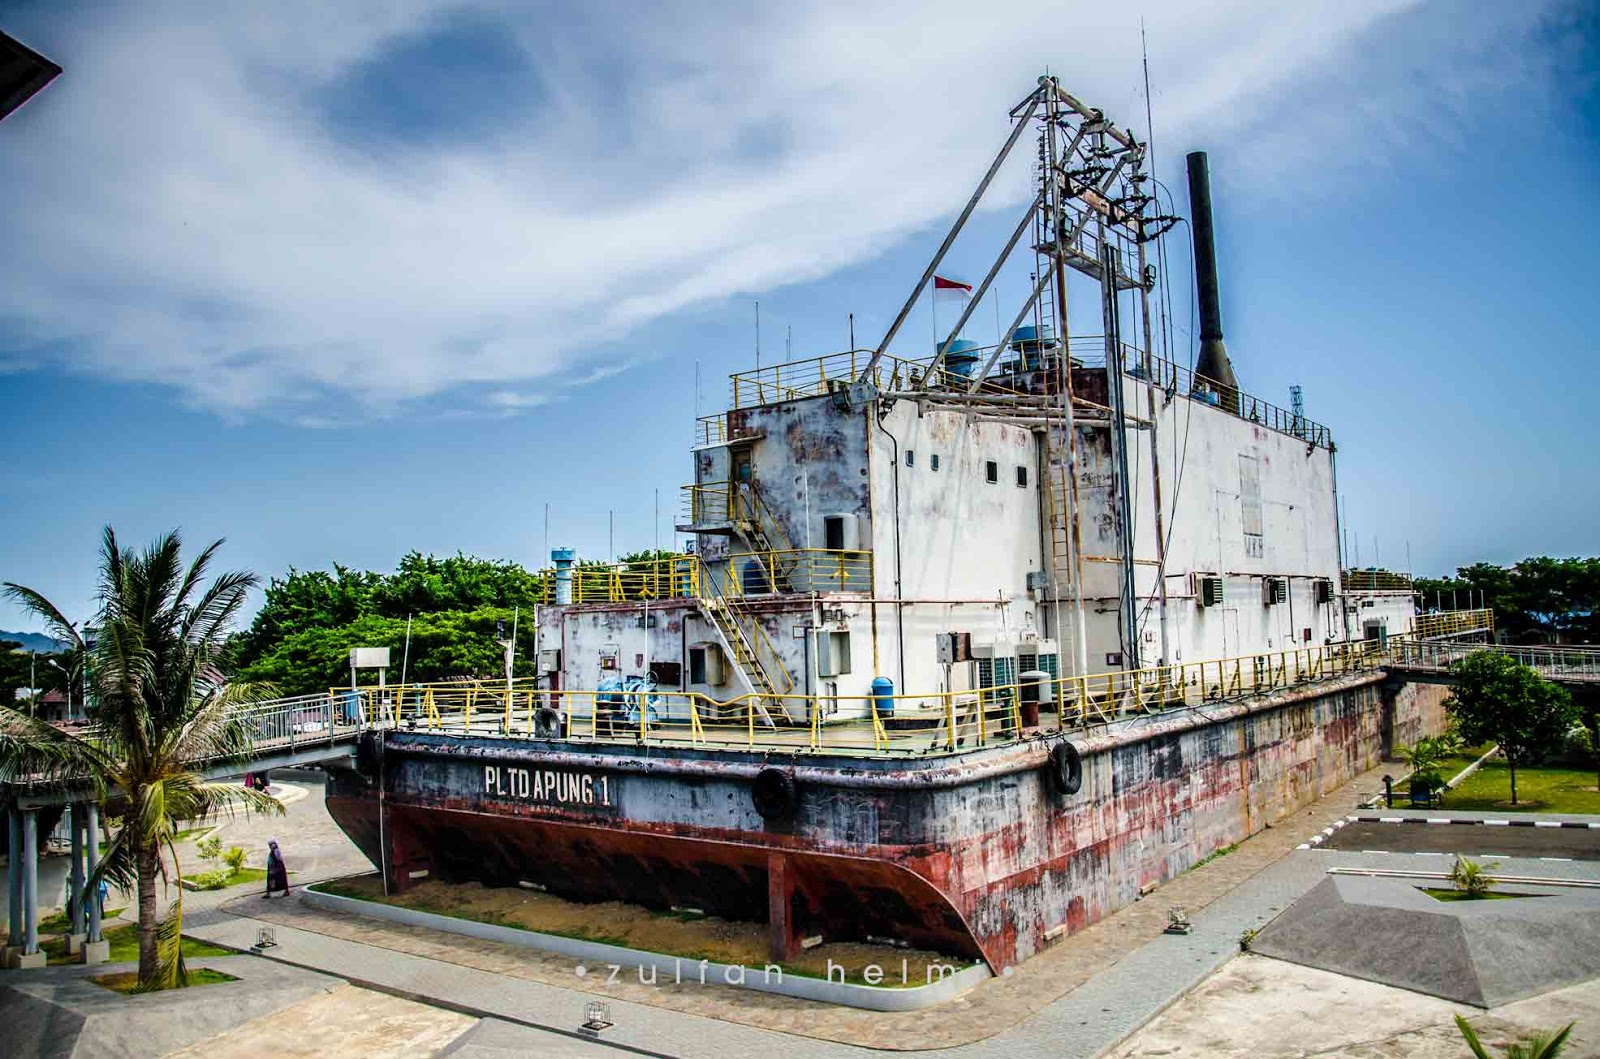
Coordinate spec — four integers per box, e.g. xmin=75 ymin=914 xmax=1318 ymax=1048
xmin=934 ymin=275 xmax=973 ymax=293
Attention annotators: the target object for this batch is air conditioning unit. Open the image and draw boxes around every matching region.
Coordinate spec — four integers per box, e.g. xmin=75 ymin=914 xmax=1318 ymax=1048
xmin=1314 ymin=579 xmax=1334 ymax=604
xmin=1262 ymin=577 xmax=1288 ymax=606
xmin=1198 ymin=576 xmax=1225 ymax=608
xmin=1017 ymin=639 xmax=1059 ymax=678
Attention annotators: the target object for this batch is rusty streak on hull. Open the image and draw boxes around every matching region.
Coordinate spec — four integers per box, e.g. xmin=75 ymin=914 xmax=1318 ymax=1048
xmin=324 ymin=673 xmax=1448 ymax=970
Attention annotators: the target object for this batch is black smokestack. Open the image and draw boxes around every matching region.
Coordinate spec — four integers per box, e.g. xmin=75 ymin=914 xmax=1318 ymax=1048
xmin=1186 ymin=151 xmax=1239 ymax=410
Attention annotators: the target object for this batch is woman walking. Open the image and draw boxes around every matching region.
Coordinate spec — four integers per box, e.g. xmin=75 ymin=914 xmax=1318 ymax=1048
xmin=264 ymin=839 xmax=290 ymax=898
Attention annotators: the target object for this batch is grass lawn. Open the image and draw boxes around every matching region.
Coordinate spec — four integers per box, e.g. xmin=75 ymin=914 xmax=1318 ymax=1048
xmin=44 ymin=920 xmax=234 ymax=966
xmin=1441 ymin=759 xmax=1600 ymax=813
xmin=91 ymin=967 xmax=238 ymax=994
xmin=37 ymin=906 xmax=125 ymax=934
xmin=1418 ymin=887 xmax=1537 ymax=902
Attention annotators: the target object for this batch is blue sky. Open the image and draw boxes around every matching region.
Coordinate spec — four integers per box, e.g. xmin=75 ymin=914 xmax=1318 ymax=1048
xmin=0 ymin=0 xmax=1596 ymax=631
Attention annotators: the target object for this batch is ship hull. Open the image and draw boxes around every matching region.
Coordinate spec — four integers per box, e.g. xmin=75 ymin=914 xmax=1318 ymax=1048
xmin=324 ymin=673 xmax=1448 ymax=970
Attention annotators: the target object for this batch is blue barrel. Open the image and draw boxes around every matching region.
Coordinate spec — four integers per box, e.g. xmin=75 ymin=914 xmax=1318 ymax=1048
xmin=871 ymin=676 xmax=895 ymax=718
xmin=941 ymin=339 xmax=982 ymax=377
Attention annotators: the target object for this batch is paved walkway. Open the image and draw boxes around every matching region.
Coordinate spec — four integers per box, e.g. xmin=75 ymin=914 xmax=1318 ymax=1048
xmin=186 ymin=763 xmax=1407 ymax=1058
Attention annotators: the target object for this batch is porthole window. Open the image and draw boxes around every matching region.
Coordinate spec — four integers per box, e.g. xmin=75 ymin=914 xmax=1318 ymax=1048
xmin=905 ymin=450 xmax=915 ymax=468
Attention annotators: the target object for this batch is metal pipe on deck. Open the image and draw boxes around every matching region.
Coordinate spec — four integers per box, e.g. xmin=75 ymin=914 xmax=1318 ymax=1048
xmin=552 ymin=547 xmax=576 ymax=606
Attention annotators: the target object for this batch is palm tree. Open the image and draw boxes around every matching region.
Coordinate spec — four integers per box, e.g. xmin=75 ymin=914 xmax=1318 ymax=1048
xmin=0 ymin=528 xmax=282 ymax=989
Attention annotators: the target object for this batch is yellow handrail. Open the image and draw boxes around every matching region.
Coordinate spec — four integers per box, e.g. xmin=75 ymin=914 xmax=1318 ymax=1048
xmin=341 ymin=613 xmax=1493 ymax=758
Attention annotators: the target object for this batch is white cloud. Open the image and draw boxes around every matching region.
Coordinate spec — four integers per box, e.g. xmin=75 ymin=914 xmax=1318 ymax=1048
xmin=0 ymin=0 xmax=1571 ymax=418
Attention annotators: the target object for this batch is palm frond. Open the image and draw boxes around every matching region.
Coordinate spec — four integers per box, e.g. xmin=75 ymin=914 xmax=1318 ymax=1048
xmin=1456 ymin=1016 xmax=1493 ymax=1059
xmin=135 ymin=778 xmax=173 ymax=850
xmin=0 ymin=582 xmax=83 ymax=649
xmin=90 ymin=618 xmax=154 ymax=740
xmin=167 ymin=680 xmax=276 ymax=766
xmin=181 ymin=569 xmax=257 ymax=650
xmin=0 ymin=706 xmax=114 ymax=789
xmin=139 ymin=531 xmax=187 ymax=634
xmin=89 ymin=819 xmax=139 ymax=895
xmin=1529 ymin=1023 xmax=1575 ymax=1058
xmin=190 ymin=779 xmax=284 ymax=821
xmin=173 ymin=538 xmax=223 ymax=614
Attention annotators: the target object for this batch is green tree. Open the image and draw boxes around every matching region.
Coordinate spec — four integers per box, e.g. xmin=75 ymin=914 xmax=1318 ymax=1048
xmin=230 ymin=552 xmax=551 ymax=695
xmin=1445 ymin=651 xmax=1578 ymax=805
xmin=0 ymin=640 xmax=31 ymax=706
xmin=0 ymin=528 xmax=281 ymax=990
xmin=1416 ymin=556 xmax=1600 ymax=644
xmin=1399 ymin=733 xmax=1460 ymax=796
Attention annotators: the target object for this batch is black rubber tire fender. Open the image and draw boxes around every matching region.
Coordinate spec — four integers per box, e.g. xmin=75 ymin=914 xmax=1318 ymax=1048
xmin=534 ymin=706 xmax=564 ymax=740
xmin=1047 ymin=740 xmax=1083 ymax=796
xmin=752 ymin=767 xmax=798 ymax=821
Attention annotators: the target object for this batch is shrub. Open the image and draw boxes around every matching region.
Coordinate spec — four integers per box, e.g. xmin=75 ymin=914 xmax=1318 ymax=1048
xmin=222 ymin=847 xmax=247 ymax=873
xmin=196 ymin=836 xmax=222 ymax=864
xmin=1450 ymin=856 xmax=1498 ymax=899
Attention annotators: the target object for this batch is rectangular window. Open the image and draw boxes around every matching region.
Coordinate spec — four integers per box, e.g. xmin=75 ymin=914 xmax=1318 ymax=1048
xmin=1015 ymin=466 xmax=1028 ymax=488
xmin=905 ymin=450 xmax=915 ymax=468
xmin=985 ymin=460 xmax=999 ymax=484
xmin=930 ymin=454 xmax=941 ymax=471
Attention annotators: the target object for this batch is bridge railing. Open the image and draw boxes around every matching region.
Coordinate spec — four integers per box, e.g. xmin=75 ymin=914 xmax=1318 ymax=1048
xmin=1392 ymin=638 xmax=1600 ymax=682
xmin=227 ymin=691 xmax=364 ymax=756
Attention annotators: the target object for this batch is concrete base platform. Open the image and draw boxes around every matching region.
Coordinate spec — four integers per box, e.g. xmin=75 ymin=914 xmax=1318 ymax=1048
xmin=80 ymin=940 xmax=109 ymax=965
xmin=0 ymin=956 xmax=342 ymax=1059
xmin=65 ymin=934 xmax=86 ymax=955
xmin=1252 ymin=874 xmax=1600 ymax=1007
xmin=6 ymin=951 xmax=45 ymax=970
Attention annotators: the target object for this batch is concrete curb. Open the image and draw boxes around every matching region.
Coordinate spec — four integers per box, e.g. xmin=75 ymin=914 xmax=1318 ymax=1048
xmin=301 ymin=883 xmax=990 ymax=1012
xmin=1297 ymin=816 xmax=1356 ymax=850
xmin=1350 ymin=815 xmax=1600 ymax=828
xmin=1443 ymin=744 xmax=1499 ymax=789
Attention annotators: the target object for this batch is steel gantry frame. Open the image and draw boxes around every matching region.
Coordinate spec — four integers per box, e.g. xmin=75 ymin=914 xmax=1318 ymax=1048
xmin=859 ymin=76 xmax=1177 ymax=680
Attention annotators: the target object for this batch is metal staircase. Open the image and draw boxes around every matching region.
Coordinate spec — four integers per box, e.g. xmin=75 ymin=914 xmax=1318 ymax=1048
xmin=731 ymin=481 xmax=799 ymax=593
xmin=697 ymin=568 xmax=792 ymax=727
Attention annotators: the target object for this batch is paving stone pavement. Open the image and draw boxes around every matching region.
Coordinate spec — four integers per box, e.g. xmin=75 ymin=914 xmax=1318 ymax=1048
xmin=185 ymin=763 xmax=1413 ymax=1057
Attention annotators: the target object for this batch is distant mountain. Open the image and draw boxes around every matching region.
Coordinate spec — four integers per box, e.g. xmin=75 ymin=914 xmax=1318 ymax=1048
xmin=0 ymin=631 xmax=70 ymax=654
